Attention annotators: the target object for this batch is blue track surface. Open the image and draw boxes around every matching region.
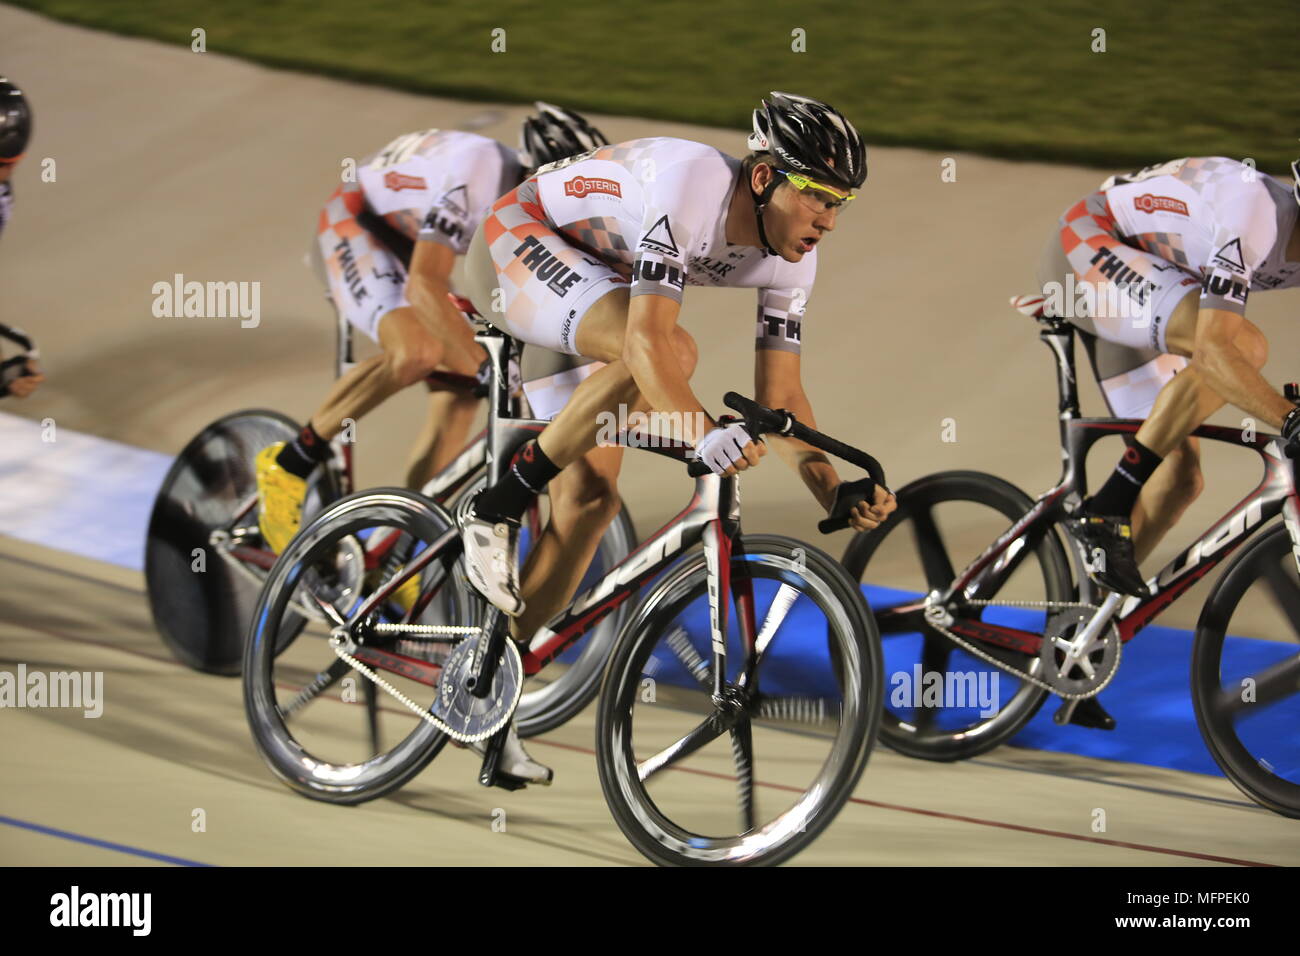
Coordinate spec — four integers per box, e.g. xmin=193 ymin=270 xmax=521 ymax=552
xmin=644 ymin=574 xmax=1300 ymax=780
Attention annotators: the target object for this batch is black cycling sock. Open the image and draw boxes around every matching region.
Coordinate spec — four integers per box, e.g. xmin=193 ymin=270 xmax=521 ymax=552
xmin=1087 ymin=439 xmax=1163 ymax=519
xmin=276 ymin=423 xmax=332 ymax=479
xmin=476 ymin=440 xmax=561 ymax=522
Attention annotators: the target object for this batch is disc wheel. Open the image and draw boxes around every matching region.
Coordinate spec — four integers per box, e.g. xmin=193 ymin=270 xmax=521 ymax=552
xmin=145 ymin=410 xmax=338 ymax=674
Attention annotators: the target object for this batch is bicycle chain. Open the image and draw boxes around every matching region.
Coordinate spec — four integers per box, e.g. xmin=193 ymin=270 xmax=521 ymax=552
xmin=326 ymin=629 xmax=515 ymax=743
xmin=922 ymin=597 xmax=1122 ymax=700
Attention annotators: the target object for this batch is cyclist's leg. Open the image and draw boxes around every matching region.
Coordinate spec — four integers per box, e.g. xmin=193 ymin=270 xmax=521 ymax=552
xmin=259 ymin=188 xmax=426 ymax=551
xmin=462 ymin=184 xmax=645 ymax=502
xmin=404 ymin=386 xmax=480 ymax=489
xmin=511 ymin=326 xmax=700 ymax=640
xmin=1079 ymin=330 xmax=1205 ymax=562
xmin=1127 ymin=306 xmax=1269 ymax=560
xmin=515 ymin=443 xmax=626 ymax=640
xmin=1038 ymin=205 xmax=1202 ymax=593
xmin=309 ymin=306 xmax=447 ymax=439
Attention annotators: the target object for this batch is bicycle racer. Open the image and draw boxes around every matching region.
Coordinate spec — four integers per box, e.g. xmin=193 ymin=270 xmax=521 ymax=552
xmin=456 ymin=93 xmax=898 ymax=766
xmin=1038 ymin=157 xmax=1300 ymax=601
xmin=255 ymin=104 xmax=609 ymax=559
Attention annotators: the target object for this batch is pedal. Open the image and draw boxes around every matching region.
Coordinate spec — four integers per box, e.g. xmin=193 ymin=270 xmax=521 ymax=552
xmin=476 ymin=725 xmax=527 ymax=791
xmin=480 ymin=771 xmax=530 ymax=792
xmin=1054 ymin=697 xmax=1117 ymax=731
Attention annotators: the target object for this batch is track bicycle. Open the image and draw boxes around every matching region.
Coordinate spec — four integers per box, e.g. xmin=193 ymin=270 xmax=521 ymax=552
xmin=840 ymin=292 xmax=1300 ymax=818
xmin=243 ymin=347 xmax=889 ymax=865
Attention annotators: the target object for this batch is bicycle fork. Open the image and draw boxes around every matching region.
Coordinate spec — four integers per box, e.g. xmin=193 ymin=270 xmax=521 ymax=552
xmin=700 ymin=478 xmax=755 ymax=723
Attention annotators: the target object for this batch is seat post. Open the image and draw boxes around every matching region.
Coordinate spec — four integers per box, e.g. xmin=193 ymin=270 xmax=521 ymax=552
xmin=476 ymin=325 xmax=514 ymax=485
xmin=1038 ymin=314 xmax=1081 ymax=421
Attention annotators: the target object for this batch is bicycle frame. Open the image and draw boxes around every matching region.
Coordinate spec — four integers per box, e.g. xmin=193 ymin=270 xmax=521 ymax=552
xmin=927 ymin=315 xmax=1300 ymax=655
xmin=211 ymin=312 xmax=527 ymax=584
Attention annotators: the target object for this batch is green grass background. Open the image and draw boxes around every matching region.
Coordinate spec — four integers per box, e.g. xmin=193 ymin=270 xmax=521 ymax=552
xmin=9 ymin=0 xmax=1298 ymax=171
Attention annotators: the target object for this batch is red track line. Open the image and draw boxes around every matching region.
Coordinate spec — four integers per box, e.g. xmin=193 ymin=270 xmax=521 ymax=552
xmin=529 ymin=739 xmax=1275 ymax=866
xmin=10 ymin=616 xmax=1279 ymax=867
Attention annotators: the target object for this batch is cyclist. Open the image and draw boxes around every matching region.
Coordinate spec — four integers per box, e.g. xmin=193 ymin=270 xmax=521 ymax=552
xmin=1039 ymin=158 xmax=1300 ymax=605
xmin=457 ymin=92 xmax=898 ymax=777
xmin=255 ymin=104 xmax=608 ymax=557
xmin=1 ymin=77 xmax=44 ymax=399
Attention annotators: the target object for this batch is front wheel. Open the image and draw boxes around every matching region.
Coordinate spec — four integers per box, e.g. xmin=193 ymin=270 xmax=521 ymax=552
xmin=595 ymin=534 xmax=881 ymax=866
xmin=839 ymin=471 xmax=1073 ymax=761
xmin=1192 ymin=523 xmax=1300 ymax=817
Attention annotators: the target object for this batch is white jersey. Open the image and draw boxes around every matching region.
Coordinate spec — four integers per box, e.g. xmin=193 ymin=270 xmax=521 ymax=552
xmin=358 ymin=129 xmax=522 ymax=255
xmin=532 ymin=137 xmax=816 ymax=353
xmin=1101 ymin=157 xmax=1300 ymax=315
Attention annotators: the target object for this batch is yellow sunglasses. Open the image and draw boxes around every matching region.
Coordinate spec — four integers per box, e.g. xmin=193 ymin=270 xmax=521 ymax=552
xmin=776 ymin=169 xmax=856 ymax=210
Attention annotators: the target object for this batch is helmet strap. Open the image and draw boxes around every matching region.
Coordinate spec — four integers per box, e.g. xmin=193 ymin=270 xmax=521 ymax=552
xmin=751 ymin=170 xmax=782 ymax=257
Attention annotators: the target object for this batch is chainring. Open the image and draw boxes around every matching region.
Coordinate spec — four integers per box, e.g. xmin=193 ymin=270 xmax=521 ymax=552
xmin=430 ymin=634 xmax=522 ymax=742
xmin=1039 ymin=607 xmax=1119 ymax=696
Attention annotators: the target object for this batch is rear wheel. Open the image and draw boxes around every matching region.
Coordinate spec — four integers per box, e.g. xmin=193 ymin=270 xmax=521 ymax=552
xmin=1192 ymin=523 xmax=1300 ymax=817
xmin=243 ymin=489 xmax=468 ymax=804
xmin=839 ymin=471 xmax=1073 ymax=761
xmin=144 ymin=410 xmax=338 ymax=674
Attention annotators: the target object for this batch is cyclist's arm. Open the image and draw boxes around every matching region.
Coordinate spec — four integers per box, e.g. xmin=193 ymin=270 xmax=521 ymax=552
xmin=623 ymin=292 xmax=709 ymax=425
xmin=756 ymin=348 xmax=894 ymax=529
xmin=754 ymin=348 xmax=842 ymax=510
xmin=404 ymin=239 xmax=485 ymax=376
xmin=1191 ymin=307 xmax=1292 ymax=427
xmin=1187 ymin=183 xmax=1291 ymax=427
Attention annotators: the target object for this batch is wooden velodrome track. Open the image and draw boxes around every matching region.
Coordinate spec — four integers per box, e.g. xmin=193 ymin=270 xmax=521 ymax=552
xmin=1 ymin=6 xmax=1298 ymax=865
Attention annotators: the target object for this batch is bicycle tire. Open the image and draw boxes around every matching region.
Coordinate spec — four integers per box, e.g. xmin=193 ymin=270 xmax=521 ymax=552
xmin=595 ymin=534 xmax=881 ymax=866
xmin=840 ymin=470 xmax=1072 ymax=761
xmin=145 ymin=409 xmax=339 ymax=675
xmin=243 ymin=489 xmax=463 ymax=804
xmin=1192 ymin=523 xmax=1300 ymax=818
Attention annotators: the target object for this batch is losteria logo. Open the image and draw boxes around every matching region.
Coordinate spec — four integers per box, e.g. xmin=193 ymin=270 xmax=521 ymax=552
xmin=564 ymin=176 xmax=621 ymax=199
xmin=1132 ymin=193 xmax=1189 ymax=216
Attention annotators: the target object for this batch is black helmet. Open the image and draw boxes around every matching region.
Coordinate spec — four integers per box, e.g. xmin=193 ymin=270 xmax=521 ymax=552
xmin=748 ymin=91 xmax=866 ymax=191
xmin=518 ymin=102 xmax=608 ymax=172
xmin=0 ymin=78 xmax=32 ymax=163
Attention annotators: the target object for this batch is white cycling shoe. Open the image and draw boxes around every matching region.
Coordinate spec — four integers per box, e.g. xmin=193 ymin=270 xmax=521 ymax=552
xmin=457 ymin=496 xmax=525 ymax=616
xmin=469 ymin=722 xmax=553 ymax=786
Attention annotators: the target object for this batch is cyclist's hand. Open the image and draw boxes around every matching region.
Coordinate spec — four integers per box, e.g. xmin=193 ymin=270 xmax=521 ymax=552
xmin=848 ymin=484 xmax=897 ymax=531
xmin=828 ymin=477 xmax=896 ymax=532
xmin=0 ymin=357 xmax=43 ymax=399
xmin=694 ymin=422 xmax=764 ymax=476
xmin=1284 ymin=405 xmax=1300 ymax=458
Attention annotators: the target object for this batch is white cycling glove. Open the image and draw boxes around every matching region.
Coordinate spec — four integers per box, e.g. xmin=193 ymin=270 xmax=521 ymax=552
xmin=694 ymin=422 xmax=754 ymax=475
